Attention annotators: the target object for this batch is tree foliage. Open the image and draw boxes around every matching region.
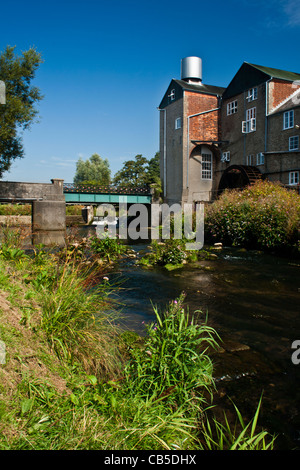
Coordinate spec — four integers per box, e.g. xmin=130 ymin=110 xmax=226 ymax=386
xmin=0 ymin=46 xmax=43 ymax=177
xmin=73 ymin=153 xmax=111 ymax=185
xmin=113 ymin=152 xmax=160 ymax=188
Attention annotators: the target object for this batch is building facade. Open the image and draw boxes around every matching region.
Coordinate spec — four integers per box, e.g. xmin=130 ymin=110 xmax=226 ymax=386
xmin=159 ymin=58 xmax=300 ymax=205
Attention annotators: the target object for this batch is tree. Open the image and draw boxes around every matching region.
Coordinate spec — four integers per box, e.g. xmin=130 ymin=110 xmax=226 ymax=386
xmin=146 ymin=151 xmax=160 ymax=185
xmin=113 ymin=153 xmax=160 ymax=188
xmin=73 ymin=153 xmax=111 ymax=185
xmin=0 ymin=46 xmax=43 ymax=177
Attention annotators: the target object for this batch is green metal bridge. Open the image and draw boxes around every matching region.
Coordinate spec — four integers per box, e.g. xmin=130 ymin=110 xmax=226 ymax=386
xmin=63 ymin=183 xmax=152 ymax=204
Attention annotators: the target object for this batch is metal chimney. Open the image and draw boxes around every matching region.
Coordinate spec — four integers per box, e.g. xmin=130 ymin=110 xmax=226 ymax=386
xmin=181 ymin=56 xmax=202 ymax=83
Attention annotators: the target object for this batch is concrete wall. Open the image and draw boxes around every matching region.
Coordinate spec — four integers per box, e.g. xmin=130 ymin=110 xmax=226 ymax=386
xmin=0 ymin=178 xmax=65 ymax=202
xmin=0 ymin=179 xmax=66 ymax=246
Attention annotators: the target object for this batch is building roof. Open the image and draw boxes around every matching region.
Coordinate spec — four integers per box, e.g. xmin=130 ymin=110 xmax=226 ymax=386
xmin=159 ymin=78 xmax=225 ymax=109
xmin=248 ymin=63 xmax=300 ymax=82
xmin=223 ymin=62 xmax=300 ymax=100
xmin=173 ymin=79 xmax=225 ymax=96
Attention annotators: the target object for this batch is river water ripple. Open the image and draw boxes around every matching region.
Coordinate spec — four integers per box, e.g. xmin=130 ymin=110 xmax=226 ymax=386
xmin=107 ymin=244 xmax=300 ymax=450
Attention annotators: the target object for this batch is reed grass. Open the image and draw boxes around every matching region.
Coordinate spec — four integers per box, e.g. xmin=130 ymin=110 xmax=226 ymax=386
xmin=0 ymin=227 xmax=277 ymax=450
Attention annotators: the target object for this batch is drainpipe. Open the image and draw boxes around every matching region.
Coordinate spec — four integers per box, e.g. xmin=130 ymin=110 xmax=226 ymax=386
xmin=158 ymin=108 xmax=167 ymax=197
xmin=186 ymin=107 xmax=220 ymax=188
xmin=265 ymin=78 xmax=272 ymax=152
xmin=265 ymin=78 xmax=273 ymax=176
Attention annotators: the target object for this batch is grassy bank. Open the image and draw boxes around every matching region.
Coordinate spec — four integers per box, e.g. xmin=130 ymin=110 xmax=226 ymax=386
xmin=0 ymin=231 xmax=276 ymax=450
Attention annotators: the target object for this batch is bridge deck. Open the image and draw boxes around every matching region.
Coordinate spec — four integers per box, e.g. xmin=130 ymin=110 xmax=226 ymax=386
xmin=63 ymin=184 xmax=152 ymax=204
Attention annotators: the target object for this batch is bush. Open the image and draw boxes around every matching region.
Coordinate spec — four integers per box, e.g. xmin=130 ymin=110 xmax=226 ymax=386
xmin=205 ymin=181 xmax=300 ymax=252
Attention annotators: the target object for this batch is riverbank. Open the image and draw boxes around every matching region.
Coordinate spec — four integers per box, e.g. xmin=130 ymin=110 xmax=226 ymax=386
xmin=0 ymin=236 xmax=277 ymax=450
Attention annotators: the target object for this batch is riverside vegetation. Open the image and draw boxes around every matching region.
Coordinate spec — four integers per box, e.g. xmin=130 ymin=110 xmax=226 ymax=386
xmin=0 ymin=225 xmax=277 ymax=450
xmin=138 ymin=181 xmax=300 ymax=270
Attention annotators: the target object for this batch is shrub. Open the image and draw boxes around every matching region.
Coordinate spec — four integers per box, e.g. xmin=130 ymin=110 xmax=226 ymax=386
xmin=205 ymin=181 xmax=300 ymax=252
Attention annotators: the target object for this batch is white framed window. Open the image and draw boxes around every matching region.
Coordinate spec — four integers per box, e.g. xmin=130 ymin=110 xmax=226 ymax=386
xmin=175 ymin=117 xmax=181 ymax=129
xmin=256 ymin=153 xmax=264 ymax=165
xmin=289 ymin=171 xmax=299 ymax=185
xmin=221 ymin=151 xmax=230 ymax=162
xmin=246 ymin=87 xmax=257 ymax=102
xmin=246 ymin=154 xmax=254 ymax=165
xmin=246 ymin=107 xmax=256 ymax=120
xmin=202 ymin=153 xmax=212 ymax=179
xmin=169 ymin=89 xmax=175 ymax=101
xmin=289 ymin=135 xmax=299 ymax=150
xmin=227 ymin=100 xmax=238 ymax=115
xmin=242 ymin=107 xmax=256 ymax=133
xmin=283 ymin=110 xmax=294 ymax=129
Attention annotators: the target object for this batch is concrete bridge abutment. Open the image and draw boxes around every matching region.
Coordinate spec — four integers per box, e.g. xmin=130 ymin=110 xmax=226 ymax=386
xmin=0 ymin=178 xmax=66 ymax=247
xmin=32 ymin=178 xmax=66 ymax=246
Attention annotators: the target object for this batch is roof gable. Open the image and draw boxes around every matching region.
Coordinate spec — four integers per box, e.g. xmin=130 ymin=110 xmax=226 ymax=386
xmin=159 ymin=79 xmax=225 ymax=109
xmin=223 ymin=62 xmax=300 ymax=100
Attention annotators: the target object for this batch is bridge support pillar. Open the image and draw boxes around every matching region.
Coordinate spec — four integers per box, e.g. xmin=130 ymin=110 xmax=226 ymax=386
xmin=82 ymin=205 xmax=94 ymax=224
xmin=32 ymin=200 xmax=66 ymax=246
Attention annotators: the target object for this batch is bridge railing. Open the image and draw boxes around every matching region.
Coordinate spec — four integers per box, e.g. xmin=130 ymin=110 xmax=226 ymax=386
xmin=63 ymin=183 xmax=151 ymax=195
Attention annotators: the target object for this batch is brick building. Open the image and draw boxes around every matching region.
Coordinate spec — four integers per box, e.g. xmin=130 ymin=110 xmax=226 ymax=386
xmin=159 ymin=57 xmax=300 ymax=205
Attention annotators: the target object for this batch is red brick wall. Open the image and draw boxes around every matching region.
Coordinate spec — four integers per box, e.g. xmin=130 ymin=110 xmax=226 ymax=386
xmin=185 ymin=91 xmax=219 ymax=142
xmin=271 ymin=79 xmax=300 ymax=110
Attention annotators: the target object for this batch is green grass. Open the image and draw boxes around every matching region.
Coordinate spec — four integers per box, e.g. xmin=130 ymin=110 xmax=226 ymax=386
xmin=0 ymin=228 xmax=277 ymax=450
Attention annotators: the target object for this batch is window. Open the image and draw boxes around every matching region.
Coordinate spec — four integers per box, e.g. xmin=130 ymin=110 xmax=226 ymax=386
xmin=283 ymin=110 xmax=294 ymax=129
xmin=169 ymin=89 xmax=175 ymax=102
xmin=246 ymin=107 xmax=256 ymax=120
xmin=221 ymin=151 xmax=230 ymax=162
xmin=202 ymin=154 xmax=212 ymax=179
xmin=246 ymin=154 xmax=254 ymax=165
xmin=227 ymin=100 xmax=237 ymax=115
xmin=289 ymin=171 xmax=299 ymax=185
xmin=289 ymin=135 xmax=299 ymax=150
xmin=175 ymin=117 xmax=181 ymax=129
xmin=246 ymin=87 xmax=257 ymax=102
xmin=256 ymin=153 xmax=264 ymax=165
xmin=242 ymin=107 xmax=256 ymax=133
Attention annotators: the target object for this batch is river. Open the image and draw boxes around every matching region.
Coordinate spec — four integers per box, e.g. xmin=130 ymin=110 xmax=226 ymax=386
xmin=74 ymin=225 xmax=300 ymax=449
xmin=107 ymin=243 xmax=299 ymax=450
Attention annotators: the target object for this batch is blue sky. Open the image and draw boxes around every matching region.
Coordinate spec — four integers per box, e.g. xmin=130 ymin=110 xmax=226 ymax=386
xmin=1 ymin=0 xmax=300 ymax=183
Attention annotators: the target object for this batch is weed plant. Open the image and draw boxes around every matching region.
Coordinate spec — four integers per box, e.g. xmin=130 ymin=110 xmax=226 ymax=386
xmin=124 ymin=293 xmax=218 ymax=406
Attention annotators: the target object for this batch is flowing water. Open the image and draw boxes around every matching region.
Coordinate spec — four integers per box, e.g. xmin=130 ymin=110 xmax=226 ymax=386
xmin=110 ymin=245 xmax=300 ymax=449
xmin=75 ymin=226 xmax=300 ymax=449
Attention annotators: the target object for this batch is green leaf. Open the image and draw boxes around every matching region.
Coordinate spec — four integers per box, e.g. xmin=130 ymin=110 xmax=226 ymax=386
xmin=21 ymin=398 xmax=34 ymax=415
